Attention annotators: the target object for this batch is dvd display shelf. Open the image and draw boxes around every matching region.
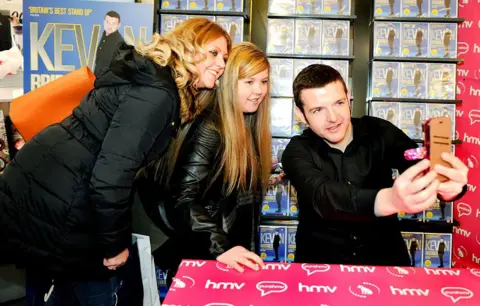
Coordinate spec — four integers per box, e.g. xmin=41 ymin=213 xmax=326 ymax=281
xmin=260 ymin=0 xmax=357 ymax=231
xmin=157 ymin=0 xmax=252 ymax=44
xmin=367 ymin=0 xmax=463 ymax=250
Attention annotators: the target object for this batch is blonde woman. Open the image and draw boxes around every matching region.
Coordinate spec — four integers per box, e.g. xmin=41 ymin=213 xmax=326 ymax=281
xmin=136 ymin=42 xmax=271 ymax=277
xmin=0 ymin=18 xmax=231 ymax=305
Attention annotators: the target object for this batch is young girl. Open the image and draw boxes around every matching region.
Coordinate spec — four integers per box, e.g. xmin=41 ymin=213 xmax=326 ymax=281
xmin=0 ymin=18 xmax=231 ymax=305
xmin=136 ymin=42 xmax=271 ymax=274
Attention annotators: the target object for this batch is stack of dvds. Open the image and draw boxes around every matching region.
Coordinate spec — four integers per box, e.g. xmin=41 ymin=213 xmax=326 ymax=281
xmin=369 ymin=0 xmax=462 ymax=268
xmin=158 ymin=0 xmax=247 ymax=44
xmin=259 ymin=0 xmax=355 ymax=264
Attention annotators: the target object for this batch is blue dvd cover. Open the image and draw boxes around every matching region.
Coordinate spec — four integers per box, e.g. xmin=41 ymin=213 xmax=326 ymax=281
xmin=258 ymin=226 xmax=287 ymax=262
xmin=286 ymin=226 xmax=297 ymax=263
xmin=402 ymin=232 xmax=424 ymax=267
xmin=423 ymin=233 xmax=452 ymax=268
xmin=262 ymin=175 xmax=290 ymax=217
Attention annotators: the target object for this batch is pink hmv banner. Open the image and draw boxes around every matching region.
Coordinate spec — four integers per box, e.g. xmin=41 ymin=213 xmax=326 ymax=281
xmin=163 ymin=260 xmax=480 ymax=306
xmin=453 ymin=0 xmax=480 ymax=269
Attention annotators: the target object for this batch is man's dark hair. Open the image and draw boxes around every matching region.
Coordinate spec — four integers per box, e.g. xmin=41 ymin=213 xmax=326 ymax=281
xmin=293 ymin=64 xmax=348 ymax=111
xmin=105 ymin=11 xmax=121 ymax=22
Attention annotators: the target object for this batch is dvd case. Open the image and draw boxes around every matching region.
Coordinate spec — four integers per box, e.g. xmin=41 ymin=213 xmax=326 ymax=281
xmin=398 ymin=210 xmax=424 ymax=222
xmin=216 ymin=16 xmax=243 ymax=44
xmin=271 ymin=98 xmax=293 ymax=137
xmin=322 ymin=0 xmax=351 ymax=15
xmin=156 ymin=266 xmax=169 ymax=300
xmin=267 ymin=19 xmax=295 ymax=54
xmin=296 ymin=0 xmax=323 ymax=14
xmin=374 ymin=0 xmax=401 ymax=16
xmin=286 ymin=226 xmax=297 ymax=263
xmin=425 ymin=199 xmax=453 ymax=223
xmin=429 ymin=23 xmax=457 ymax=58
xmin=215 ymin=0 xmax=243 ymax=12
xmin=430 ymin=0 xmax=457 ymax=17
xmin=371 ymin=62 xmax=400 ymax=98
xmin=370 ymin=102 xmax=400 ymax=127
xmin=423 ymin=233 xmax=452 ymax=268
xmin=400 ymin=62 xmax=428 ymax=99
xmin=263 ymin=175 xmax=290 ymax=217
xmin=270 ymin=58 xmax=294 ymax=97
xmin=402 ymin=0 xmax=429 ymax=17
xmin=295 ymin=20 xmax=323 ymax=55
xmin=289 ymin=185 xmax=298 ymax=217
xmin=272 ymin=138 xmax=290 ymax=174
xmin=400 ymin=102 xmax=427 ymax=139
xmin=162 ymin=0 xmax=188 ymax=9
xmin=268 ymin=0 xmax=296 ymax=14
xmin=160 ymin=15 xmax=188 ymax=34
xmin=188 ymin=0 xmax=214 ymax=10
xmin=294 ymin=59 xmax=322 ymax=80
xmin=322 ymin=20 xmax=350 ymax=56
xmin=374 ymin=22 xmax=401 ymax=57
xmin=259 ymin=226 xmax=287 ymax=262
xmin=321 ymin=60 xmax=349 ymax=84
xmin=401 ymin=23 xmax=429 ymax=58
xmin=428 ymin=63 xmax=456 ymax=100
xmin=427 ymin=103 xmax=455 ymax=137
xmin=402 ymin=232 xmax=424 ymax=267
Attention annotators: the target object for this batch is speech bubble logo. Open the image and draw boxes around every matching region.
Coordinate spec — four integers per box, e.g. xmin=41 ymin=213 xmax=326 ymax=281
xmin=457 ymin=81 xmax=466 ymax=95
xmin=216 ymin=262 xmax=234 ymax=272
xmin=454 ymin=246 xmax=468 ymax=259
xmin=256 ymin=281 xmax=288 ymax=297
xmin=471 ymin=269 xmax=480 ymax=277
xmin=386 ymin=266 xmax=415 ymax=278
xmin=469 ymin=110 xmax=480 ymax=125
xmin=301 ymin=263 xmax=331 ymax=276
xmin=457 ymin=203 xmax=472 ymax=217
xmin=441 ymin=287 xmax=474 ymax=303
xmin=458 ymin=42 xmax=469 ymax=57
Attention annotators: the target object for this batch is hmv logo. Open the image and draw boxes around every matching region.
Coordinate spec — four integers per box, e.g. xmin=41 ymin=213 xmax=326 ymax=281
xmin=340 ymin=265 xmax=376 ymax=273
xmin=298 ymin=282 xmax=337 ymax=293
xmin=205 ymin=279 xmax=245 ymax=290
xmin=473 ymin=253 xmax=480 ymax=264
xmin=180 ymin=260 xmax=206 ymax=268
xmin=263 ymin=263 xmax=291 ymax=271
xmin=424 ymin=268 xmax=461 ymax=276
xmin=390 ymin=286 xmax=429 ymax=296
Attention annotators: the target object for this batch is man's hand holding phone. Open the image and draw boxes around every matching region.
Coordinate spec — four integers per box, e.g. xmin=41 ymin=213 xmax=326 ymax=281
xmin=434 ymin=152 xmax=468 ymax=201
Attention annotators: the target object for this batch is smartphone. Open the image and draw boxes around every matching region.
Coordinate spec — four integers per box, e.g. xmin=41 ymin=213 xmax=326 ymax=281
xmin=424 ymin=116 xmax=452 ymax=182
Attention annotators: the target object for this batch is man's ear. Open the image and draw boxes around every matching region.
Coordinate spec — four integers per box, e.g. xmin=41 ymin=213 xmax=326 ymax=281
xmin=294 ymin=106 xmax=308 ymax=125
xmin=346 ymin=89 xmax=352 ymax=108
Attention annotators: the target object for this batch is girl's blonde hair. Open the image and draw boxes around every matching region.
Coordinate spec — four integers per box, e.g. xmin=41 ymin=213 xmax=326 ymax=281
xmin=215 ymin=42 xmax=271 ymax=194
xmin=135 ymin=17 xmax=232 ymax=123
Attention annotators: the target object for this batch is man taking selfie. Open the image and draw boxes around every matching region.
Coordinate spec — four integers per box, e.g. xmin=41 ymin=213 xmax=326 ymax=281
xmin=282 ymin=64 xmax=468 ymax=266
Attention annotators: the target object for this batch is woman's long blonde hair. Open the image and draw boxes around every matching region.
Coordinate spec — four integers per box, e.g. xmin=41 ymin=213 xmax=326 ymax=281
xmin=215 ymin=42 xmax=271 ymax=194
xmin=135 ymin=18 xmax=232 ymax=124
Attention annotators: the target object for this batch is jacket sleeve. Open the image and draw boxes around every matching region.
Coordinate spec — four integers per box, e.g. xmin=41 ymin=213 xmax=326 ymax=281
xmin=90 ymin=86 xmax=176 ymax=258
xmin=282 ymin=137 xmax=379 ymax=219
xmin=168 ymin=123 xmax=230 ymax=259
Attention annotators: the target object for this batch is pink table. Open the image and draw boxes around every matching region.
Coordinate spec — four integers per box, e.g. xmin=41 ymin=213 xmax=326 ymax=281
xmin=163 ymin=260 xmax=480 ymax=306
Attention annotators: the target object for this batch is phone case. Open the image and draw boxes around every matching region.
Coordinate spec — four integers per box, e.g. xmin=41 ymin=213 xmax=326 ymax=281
xmin=425 ymin=117 xmax=452 ymax=182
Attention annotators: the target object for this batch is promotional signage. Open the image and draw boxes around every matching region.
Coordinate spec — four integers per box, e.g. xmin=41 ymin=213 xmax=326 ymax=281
xmin=453 ymin=0 xmax=480 ymax=269
xmin=163 ymin=260 xmax=480 ymax=305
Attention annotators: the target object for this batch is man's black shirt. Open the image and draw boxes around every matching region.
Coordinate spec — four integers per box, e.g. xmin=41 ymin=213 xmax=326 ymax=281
xmin=94 ymin=31 xmax=125 ymax=76
xmin=282 ymin=116 xmax=419 ymax=266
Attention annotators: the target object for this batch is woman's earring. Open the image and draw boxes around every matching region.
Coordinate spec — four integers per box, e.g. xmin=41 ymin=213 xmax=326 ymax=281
xmin=215 ymin=79 xmax=220 ymax=87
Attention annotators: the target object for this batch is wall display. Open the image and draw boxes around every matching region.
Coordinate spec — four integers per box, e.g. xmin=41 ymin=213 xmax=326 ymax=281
xmin=22 ymin=0 xmax=154 ymax=93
